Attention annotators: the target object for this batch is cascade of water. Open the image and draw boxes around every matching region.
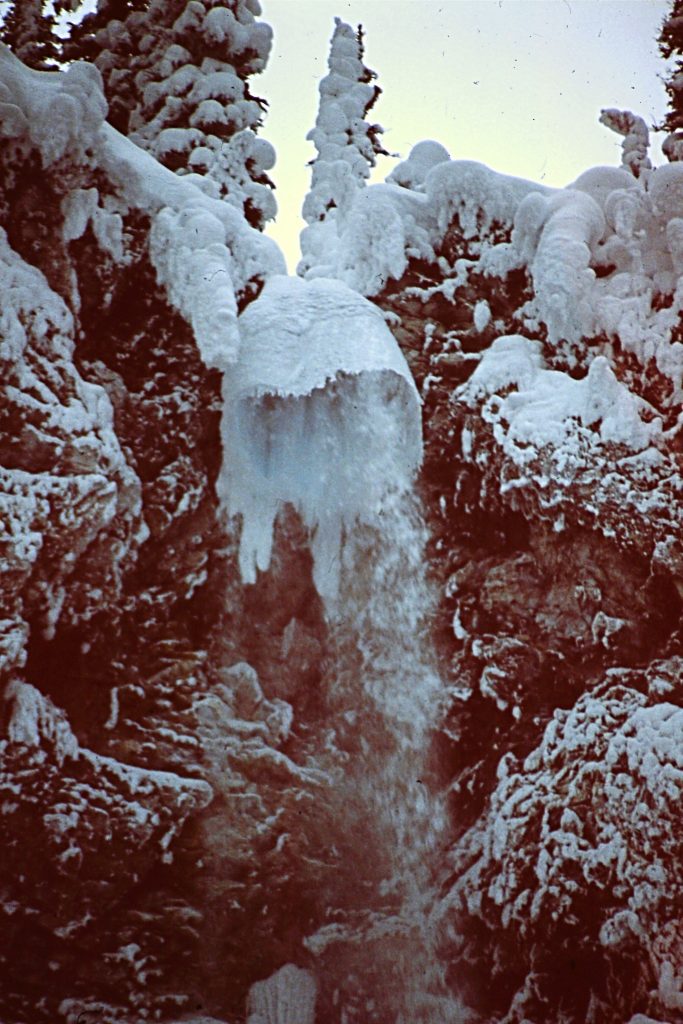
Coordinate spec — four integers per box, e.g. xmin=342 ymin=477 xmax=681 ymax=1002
xmin=315 ymin=482 xmax=465 ymax=1024
xmin=219 ymin=275 xmax=464 ymax=1021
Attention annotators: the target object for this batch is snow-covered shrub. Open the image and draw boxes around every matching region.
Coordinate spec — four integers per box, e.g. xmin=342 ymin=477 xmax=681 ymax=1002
xmin=387 ymin=139 xmax=451 ymax=191
xmin=658 ymin=1 xmax=683 ymax=162
xmin=600 ymin=108 xmax=652 ymax=178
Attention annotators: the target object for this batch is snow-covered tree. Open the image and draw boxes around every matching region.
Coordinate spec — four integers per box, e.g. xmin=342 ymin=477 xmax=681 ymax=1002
xmin=659 ymin=0 xmax=683 ymax=160
xmin=0 ymin=0 xmax=80 ymax=68
xmin=298 ymin=17 xmax=387 ymax=277
xmin=65 ymin=0 xmax=277 ymax=226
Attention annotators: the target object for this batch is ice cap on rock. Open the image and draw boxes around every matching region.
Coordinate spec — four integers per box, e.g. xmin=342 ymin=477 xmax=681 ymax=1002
xmin=217 ymin=276 xmax=422 ymax=603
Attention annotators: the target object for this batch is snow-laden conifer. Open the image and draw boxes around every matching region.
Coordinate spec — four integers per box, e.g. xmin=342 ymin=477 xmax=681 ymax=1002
xmin=65 ymin=0 xmax=276 ymax=226
xmin=659 ymin=0 xmax=683 ymax=160
xmin=298 ymin=18 xmax=387 ymax=277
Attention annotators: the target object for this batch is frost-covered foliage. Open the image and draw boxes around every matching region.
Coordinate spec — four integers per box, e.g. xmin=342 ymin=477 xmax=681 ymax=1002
xmin=600 ymin=108 xmax=652 ymax=177
xmin=659 ymin=0 xmax=683 ymax=161
xmin=64 ymin=0 xmax=276 ymax=226
xmin=0 ymin=0 xmax=83 ymax=69
xmin=298 ymin=17 xmax=387 ymax=279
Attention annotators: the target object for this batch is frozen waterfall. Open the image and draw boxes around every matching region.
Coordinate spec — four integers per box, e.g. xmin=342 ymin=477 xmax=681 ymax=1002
xmin=219 ymin=275 xmax=457 ymax=1022
xmin=217 ymin=275 xmax=422 ymax=602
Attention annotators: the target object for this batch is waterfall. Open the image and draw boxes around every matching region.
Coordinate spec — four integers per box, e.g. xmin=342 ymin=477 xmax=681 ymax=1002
xmin=221 ymin=276 xmax=463 ymax=1022
xmin=324 ymin=484 xmax=457 ymax=1024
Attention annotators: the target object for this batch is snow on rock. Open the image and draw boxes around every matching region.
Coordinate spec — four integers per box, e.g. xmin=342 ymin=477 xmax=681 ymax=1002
xmin=1 ymin=676 xmax=212 ymax=931
xmin=4 ymin=679 xmax=79 ymax=765
xmin=462 ymin=335 xmax=661 ymax=452
xmin=217 ymin=275 xmax=421 ymax=601
xmin=449 ymin=335 xmax=683 ymax=577
xmin=440 ymin=662 xmax=683 ymax=1022
xmin=473 ymin=299 xmax=491 ymax=333
xmin=0 ymin=225 xmax=144 ymax=660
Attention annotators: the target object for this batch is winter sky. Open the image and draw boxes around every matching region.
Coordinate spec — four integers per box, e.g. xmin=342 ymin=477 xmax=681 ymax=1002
xmin=259 ymin=0 xmax=671 ymax=271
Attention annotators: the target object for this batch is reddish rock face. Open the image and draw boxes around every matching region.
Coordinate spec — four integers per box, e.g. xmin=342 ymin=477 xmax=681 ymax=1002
xmin=1 ymin=16 xmax=683 ymax=1024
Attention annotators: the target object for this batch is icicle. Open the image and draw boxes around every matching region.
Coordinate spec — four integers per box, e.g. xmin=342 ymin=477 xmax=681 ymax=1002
xmin=246 ymin=964 xmax=317 ymax=1024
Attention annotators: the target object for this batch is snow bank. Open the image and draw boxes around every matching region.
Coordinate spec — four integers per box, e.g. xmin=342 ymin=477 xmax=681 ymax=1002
xmin=217 ymin=276 xmax=422 ymax=602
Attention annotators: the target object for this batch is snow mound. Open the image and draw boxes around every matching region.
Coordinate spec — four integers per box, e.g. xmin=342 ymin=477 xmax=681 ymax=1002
xmin=462 ymin=335 xmax=662 ymax=453
xmin=387 ymin=140 xmax=451 ymax=190
xmin=217 ymin=276 xmax=422 ymax=602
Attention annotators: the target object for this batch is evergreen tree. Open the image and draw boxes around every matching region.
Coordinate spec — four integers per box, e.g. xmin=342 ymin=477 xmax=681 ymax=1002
xmin=299 ymin=17 xmax=387 ymax=276
xmin=302 ymin=18 xmax=386 ymax=225
xmin=659 ymin=0 xmax=683 ymax=160
xmin=0 ymin=0 xmax=81 ymax=69
xmin=64 ymin=0 xmax=276 ymax=226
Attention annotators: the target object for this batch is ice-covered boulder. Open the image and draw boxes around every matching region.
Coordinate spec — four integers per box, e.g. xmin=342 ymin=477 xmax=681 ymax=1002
xmin=218 ymin=275 xmax=422 ymax=602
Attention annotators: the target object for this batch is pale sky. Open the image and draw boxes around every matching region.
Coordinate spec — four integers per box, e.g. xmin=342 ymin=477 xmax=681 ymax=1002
xmin=258 ymin=0 xmax=671 ymax=270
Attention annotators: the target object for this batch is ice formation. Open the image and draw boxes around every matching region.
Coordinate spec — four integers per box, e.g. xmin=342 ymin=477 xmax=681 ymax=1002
xmin=217 ymin=275 xmax=422 ymax=602
xmin=246 ymin=963 xmax=317 ymax=1024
